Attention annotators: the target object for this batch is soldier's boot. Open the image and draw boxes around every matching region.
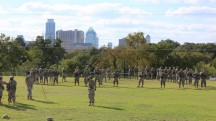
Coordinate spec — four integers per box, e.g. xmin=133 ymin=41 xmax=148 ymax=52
xmin=92 ymin=103 xmax=94 ymax=106
xmin=8 ymin=99 xmax=11 ymax=105
xmin=12 ymin=99 xmax=16 ymax=105
xmin=88 ymin=103 xmax=91 ymax=106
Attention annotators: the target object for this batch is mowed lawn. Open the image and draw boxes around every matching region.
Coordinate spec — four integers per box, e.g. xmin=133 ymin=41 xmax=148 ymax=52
xmin=0 ymin=76 xmax=216 ymax=121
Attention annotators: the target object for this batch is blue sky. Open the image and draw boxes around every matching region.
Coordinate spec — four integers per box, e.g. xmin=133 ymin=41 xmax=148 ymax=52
xmin=0 ymin=0 xmax=216 ymax=47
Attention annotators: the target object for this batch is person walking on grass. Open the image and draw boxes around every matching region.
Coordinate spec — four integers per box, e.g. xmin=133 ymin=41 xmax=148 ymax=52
xmin=88 ymin=76 xmax=96 ymax=106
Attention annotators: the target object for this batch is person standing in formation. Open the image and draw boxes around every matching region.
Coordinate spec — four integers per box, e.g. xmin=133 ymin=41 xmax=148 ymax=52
xmin=137 ymin=72 xmax=145 ymax=88
xmin=74 ymin=66 xmax=80 ymax=86
xmin=62 ymin=67 xmax=67 ymax=82
xmin=113 ymin=69 xmax=120 ymax=87
xmin=160 ymin=69 xmax=166 ymax=88
xmin=88 ymin=76 xmax=96 ymax=106
xmin=6 ymin=76 xmax=17 ymax=105
xmin=25 ymin=73 xmax=34 ymax=100
xmin=200 ymin=69 xmax=207 ymax=88
xmin=0 ymin=76 xmax=6 ymax=104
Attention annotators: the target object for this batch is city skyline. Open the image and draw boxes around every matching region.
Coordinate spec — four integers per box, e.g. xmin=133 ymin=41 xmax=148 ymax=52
xmin=0 ymin=0 xmax=216 ymax=47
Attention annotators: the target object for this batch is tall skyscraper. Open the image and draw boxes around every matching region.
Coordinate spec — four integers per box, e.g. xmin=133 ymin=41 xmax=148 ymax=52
xmin=146 ymin=34 xmax=151 ymax=43
xmin=85 ymin=27 xmax=98 ymax=48
xmin=45 ymin=19 xmax=55 ymax=41
xmin=108 ymin=42 xmax=113 ymax=48
xmin=56 ymin=29 xmax=85 ymax=51
xmin=119 ymin=38 xmax=127 ymax=46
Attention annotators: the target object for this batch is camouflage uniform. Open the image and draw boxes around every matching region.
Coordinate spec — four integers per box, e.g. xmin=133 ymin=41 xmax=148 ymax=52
xmin=200 ymin=70 xmax=207 ymax=88
xmin=39 ymin=68 xmax=44 ymax=83
xmin=184 ymin=68 xmax=189 ymax=84
xmin=193 ymin=71 xmax=200 ymax=88
xmin=25 ymin=75 xmax=34 ymax=100
xmin=178 ymin=69 xmax=186 ymax=89
xmin=134 ymin=66 xmax=139 ymax=79
xmin=175 ymin=67 xmax=179 ymax=83
xmin=30 ymin=68 xmax=36 ymax=83
xmin=62 ymin=67 xmax=66 ymax=82
xmin=0 ymin=77 xmax=5 ymax=103
xmin=145 ymin=66 xmax=151 ymax=80
xmin=171 ymin=67 xmax=176 ymax=83
xmin=156 ymin=67 xmax=161 ymax=80
xmin=94 ymin=67 xmax=102 ymax=87
xmin=35 ymin=68 xmax=39 ymax=83
xmin=160 ymin=69 xmax=166 ymax=88
xmin=53 ymin=69 xmax=59 ymax=85
xmin=25 ymin=68 xmax=30 ymax=77
xmin=107 ymin=68 xmax=112 ymax=80
xmin=43 ymin=69 xmax=49 ymax=85
xmin=7 ymin=77 xmax=17 ymax=104
xmin=137 ymin=73 xmax=145 ymax=87
xmin=101 ymin=68 xmax=107 ymax=82
xmin=150 ymin=67 xmax=155 ymax=80
xmin=128 ymin=66 xmax=132 ymax=79
xmin=113 ymin=69 xmax=120 ymax=87
xmin=187 ymin=69 xmax=193 ymax=85
xmin=167 ymin=67 xmax=172 ymax=82
xmin=49 ymin=69 xmax=53 ymax=83
xmin=88 ymin=76 xmax=96 ymax=106
xmin=83 ymin=68 xmax=91 ymax=86
xmin=74 ymin=67 xmax=80 ymax=86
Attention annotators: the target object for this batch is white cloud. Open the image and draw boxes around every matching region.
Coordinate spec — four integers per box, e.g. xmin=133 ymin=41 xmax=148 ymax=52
xmin=166 ymin=6 xmax=216 ymax=16
xmin=0 ymin=6 xmax=8 ymax=14
xmin=135 ymin=0 xmax=216 ymax=4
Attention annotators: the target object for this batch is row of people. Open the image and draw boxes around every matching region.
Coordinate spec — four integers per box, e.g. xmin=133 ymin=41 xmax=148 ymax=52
xmin=158 ymin=67 xmax=207 ymax=89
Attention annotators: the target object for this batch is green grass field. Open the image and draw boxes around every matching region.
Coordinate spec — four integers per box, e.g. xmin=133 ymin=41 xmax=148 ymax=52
xmin=0 ymin=76 xmax=216 ymax=121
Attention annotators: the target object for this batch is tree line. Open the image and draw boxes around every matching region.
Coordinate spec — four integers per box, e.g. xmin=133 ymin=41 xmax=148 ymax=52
xmin=0 ymin=32 xmax=216 ymax=76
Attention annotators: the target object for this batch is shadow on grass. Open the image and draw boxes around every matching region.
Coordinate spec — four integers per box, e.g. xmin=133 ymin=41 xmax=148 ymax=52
xmin=33 ymin=100 xmax=58 ymax=104
xmin=205 ymin=86 xmax=216 ymax=90
xmin=1 ymin=102 xmax=37 ymax=111
xmin=95 ymin=105 xmax=125 ymax=111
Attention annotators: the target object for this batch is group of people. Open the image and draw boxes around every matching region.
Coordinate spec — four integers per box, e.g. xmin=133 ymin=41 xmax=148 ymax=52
xmin=156 ymin=67 xmax=207 ymax=89
xmin=0 ymin=65 xmax=209 ymax=106
xmin=25 ymin=67 xmax=63 ymax=85
xmin=0 ymin=76 xmax=17 ymax=105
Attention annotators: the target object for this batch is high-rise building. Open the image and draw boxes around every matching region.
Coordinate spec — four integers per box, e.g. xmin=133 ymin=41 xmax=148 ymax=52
xmin=108 ymin=42 xmax=113 ymax=48
xmin=119 ymin=38 xmax=127 ymax=46
xmin=56 ymin=29 xmax=85 ymax=51
xmin=45 ymin=19 xmax=55 ymax=41
xmin=146 ymin=34 xmax=151 ymax=43
xmin=85 ymin=27 xmax=98 ymax=48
